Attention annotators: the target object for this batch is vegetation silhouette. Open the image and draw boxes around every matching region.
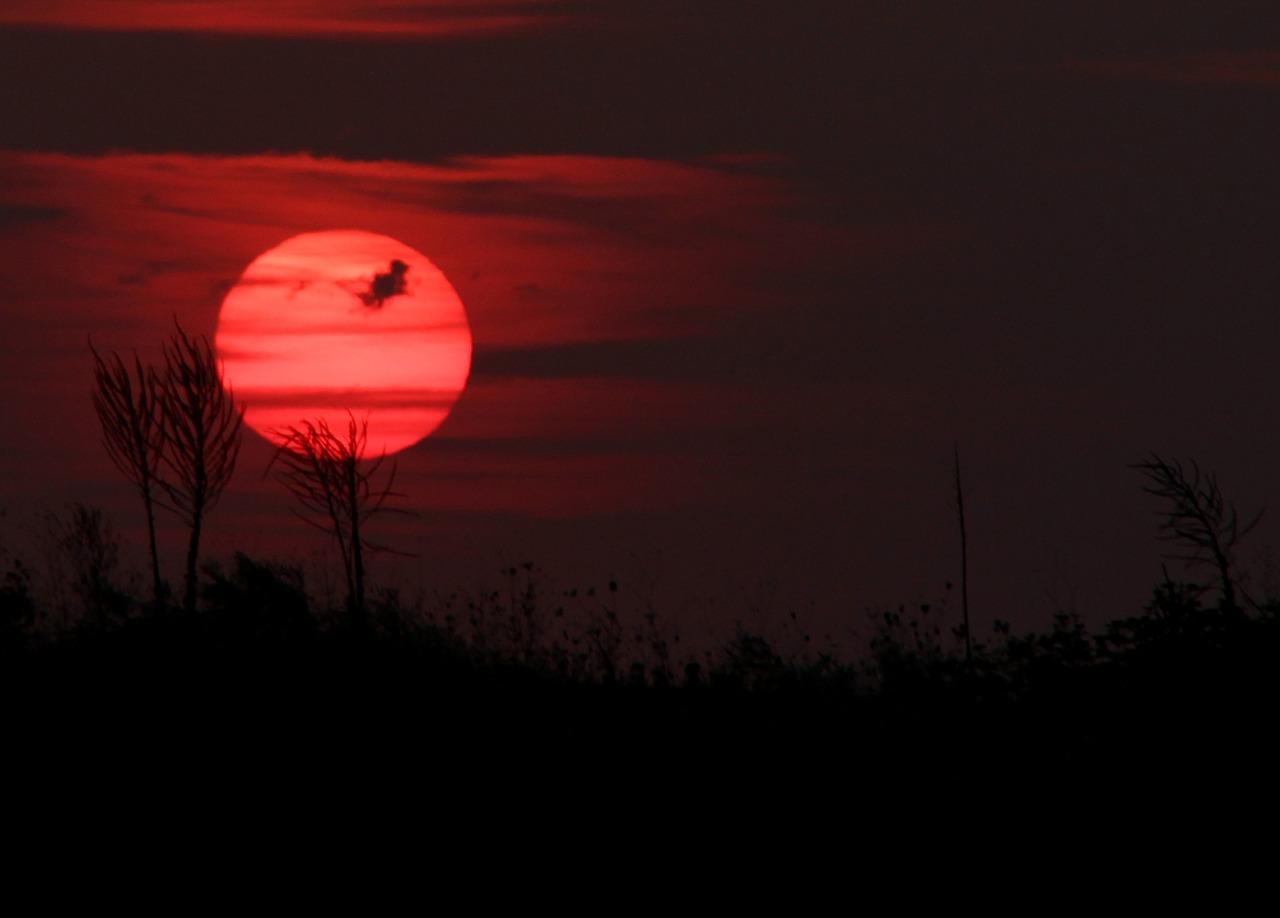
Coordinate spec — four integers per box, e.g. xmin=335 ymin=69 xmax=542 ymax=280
xmin=268 ymin=414 xmax=405 ymax=627
xmin=90 ymin=340 xmax=166 ymax=610
xmin=952 ymin=441 xmax=972 ymax=668
xmin=14 ymin=392 xmax=1280 ymax=813
xmin=91 ymin=321 xmax=242 ymax=615
xmin=1132 ymin=452 xmax=1263 ymax=613
xmin=0 ymin=556 xmax=33 ymax=658
xmin=43 ymin=503 xmax=131 ymax=631
xmin=156 ymin=322 xmax=243 ymax=615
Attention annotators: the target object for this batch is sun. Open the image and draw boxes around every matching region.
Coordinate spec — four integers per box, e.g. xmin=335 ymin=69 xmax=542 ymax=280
xmin=215 ymin=230 xmax=472 ymax=455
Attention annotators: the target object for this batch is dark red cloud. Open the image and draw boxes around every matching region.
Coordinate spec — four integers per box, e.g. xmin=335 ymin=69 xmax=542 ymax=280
xmin=0 ymin=149 xmax=931 ymax=513
xmin=1068 ymin=50 xmax=1280 ymax=87
xmin=0 ymin=0 xmax=577 ymax=37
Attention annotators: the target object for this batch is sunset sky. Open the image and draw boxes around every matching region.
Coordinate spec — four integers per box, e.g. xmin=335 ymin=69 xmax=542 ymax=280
xmin=3 ymin=2 xmax=1280 ymax=644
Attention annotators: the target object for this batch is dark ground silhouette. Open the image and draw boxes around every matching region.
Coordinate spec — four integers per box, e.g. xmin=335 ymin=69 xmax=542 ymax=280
xmin=4 ymin=455 xmax=1271 ymax=840
xmin=5 ymin=547 xmax=1278 ymax=826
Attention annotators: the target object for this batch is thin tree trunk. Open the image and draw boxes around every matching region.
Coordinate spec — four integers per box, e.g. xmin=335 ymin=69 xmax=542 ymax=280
xmin=953 ymin=442 xmax=972 ymax=670
xmin=1213 ymin=544 xmax=1236 ymax=613
xmin=184 ymin=509 xmax=202 ymax=615
xmin=142 ymin=481 xmax=164 ymax=611
xmin=347 ymin=458 xmax=365 ymax=625
xmin=183 ymin=451 xmax=207 ymax=615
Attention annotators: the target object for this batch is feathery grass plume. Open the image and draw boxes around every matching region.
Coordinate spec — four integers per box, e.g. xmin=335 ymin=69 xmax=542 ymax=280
xmin=90 ymin=338 xmax=167 ymax=610
xmin=157 ymin=321 xmax=243 ymax=615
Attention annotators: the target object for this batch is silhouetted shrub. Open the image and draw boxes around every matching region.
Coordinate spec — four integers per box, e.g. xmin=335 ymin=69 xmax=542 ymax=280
xmin=0 ymin=559 xmax=35 ymax=656
xmin=988 ymin=611 xmax=1101 ymax=701
xmin=201 ymin=553 xmax=313 ymax=646
xmin=713 ymin=630 xmax=786 ymax=690
xmin=866 ymin=602 xmax=962 ymax=699
xmin=45 ymin=503 xmax=133 ymax=631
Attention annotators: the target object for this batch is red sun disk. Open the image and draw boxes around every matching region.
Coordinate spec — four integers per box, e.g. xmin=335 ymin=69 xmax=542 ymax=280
xmin=215 ymin=230 xmax=472 ymax=455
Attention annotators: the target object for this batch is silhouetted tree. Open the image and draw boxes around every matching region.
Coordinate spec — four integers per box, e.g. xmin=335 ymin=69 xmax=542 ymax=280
xmin=46 ymin=503 xmax=131 ymax=629
xmin=157 ymin=322 xmax=243 ymax=615
xmin=269 ymin=415 xmax=403 ymax=625
xmin=91 ymin=341 xmax=166 ymax=609
xmin=1132 ymin=453 xmax=1263 ymax=613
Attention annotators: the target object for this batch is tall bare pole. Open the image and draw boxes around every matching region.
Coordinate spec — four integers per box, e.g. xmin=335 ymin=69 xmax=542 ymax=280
xmin=953 ymin=442 xmax=972 ymax=668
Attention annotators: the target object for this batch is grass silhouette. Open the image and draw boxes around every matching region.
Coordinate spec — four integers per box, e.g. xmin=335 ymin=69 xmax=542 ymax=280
xmin=5 ymin=453 xmax=1278 ymax=832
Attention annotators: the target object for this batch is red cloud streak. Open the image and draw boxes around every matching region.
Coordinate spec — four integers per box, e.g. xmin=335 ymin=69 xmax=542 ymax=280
xmin=0 ymin=150 xmax=914 ymax=521
xmin=0 ymin=0 xmax=574 ymax=38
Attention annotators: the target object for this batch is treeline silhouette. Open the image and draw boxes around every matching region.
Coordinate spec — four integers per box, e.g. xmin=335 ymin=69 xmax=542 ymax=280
xmin=5 ymin=328 xmax=1273 ymax=817
xmin=5 ymin=514 xmax=1278 ymax=843
xmin=4 ymin=512 xmax=1279 ymax=781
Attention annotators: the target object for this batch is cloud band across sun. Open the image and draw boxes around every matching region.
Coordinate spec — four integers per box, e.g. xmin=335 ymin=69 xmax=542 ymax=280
xmin=215 ymin=230 xmax=472 ymax=455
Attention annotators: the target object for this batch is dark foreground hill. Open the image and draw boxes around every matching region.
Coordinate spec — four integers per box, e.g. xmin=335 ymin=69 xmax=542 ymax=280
xmin=7 ymin=597 xmax=1280 ymax=838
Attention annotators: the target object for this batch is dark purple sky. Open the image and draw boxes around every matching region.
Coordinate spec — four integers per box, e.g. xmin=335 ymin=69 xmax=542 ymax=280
xmin=3 ymin=1 xmax=1280 ymax=648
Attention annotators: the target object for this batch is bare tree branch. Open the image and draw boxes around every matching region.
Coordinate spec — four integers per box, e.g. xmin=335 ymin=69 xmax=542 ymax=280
xmin=1131 ymin=452 xmax=1264 ymax=611
xmin=268 ymin=414 xmax=409 ymax=624
xmin=157 ymin=320 xmax=243 ymax=615
xmin=90 ymin=338 xmax=167 ymax=610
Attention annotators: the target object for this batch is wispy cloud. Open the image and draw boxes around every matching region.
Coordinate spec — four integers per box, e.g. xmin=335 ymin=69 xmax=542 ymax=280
xmin=0 ymin=149 xmax=934 ymax=518
xmin=0 ymin=204 xmax=70 ymax=231
xmin=1068 ymin=50 xmax=1280 ymax=88
xmin=0 ymin=0 xmax=585 ymax=38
